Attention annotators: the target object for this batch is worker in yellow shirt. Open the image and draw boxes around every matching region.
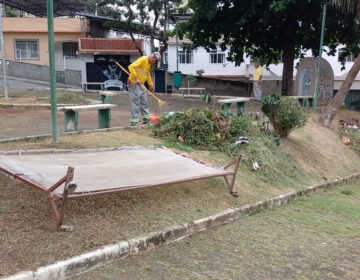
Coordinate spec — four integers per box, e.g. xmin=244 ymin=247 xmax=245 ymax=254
xmin=251 ymin=62 xmax=263 ymax=101
xmin=127 ymin=52 xmax=160 ymax=126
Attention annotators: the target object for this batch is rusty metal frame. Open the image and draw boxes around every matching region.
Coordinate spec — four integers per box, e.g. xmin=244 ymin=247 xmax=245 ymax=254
xmin=0 ymin=165 xmax=77 ymax=230
xmin=223 ymin=154 xmax=243 ymax=197
xmin=0 ymin=148 xmax=242 ymax=230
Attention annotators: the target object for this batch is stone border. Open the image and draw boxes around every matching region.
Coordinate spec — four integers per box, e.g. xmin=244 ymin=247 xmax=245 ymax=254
xmin=2 ymin=172 xmax=359 ymax=280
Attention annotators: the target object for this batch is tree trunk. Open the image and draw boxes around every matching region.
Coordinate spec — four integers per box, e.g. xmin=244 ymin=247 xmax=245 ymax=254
xmin=281 ymin=48 xmax=296 ymax=96
xmin=319 ymin=53 xmax=360 ymax=126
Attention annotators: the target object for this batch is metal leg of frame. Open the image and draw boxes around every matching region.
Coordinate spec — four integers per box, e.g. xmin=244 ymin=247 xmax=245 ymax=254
xmin=223 ymin=155 xmax=242 ymax=197
xmin=46 ymin=167 xmax=77 ymax=230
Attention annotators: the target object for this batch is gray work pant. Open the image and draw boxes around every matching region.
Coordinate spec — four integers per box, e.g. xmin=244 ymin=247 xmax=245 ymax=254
xmin=129 ymin=82 xmax=150 ymax=124
xmin=253 ymin=81 xmax=262 ymax=101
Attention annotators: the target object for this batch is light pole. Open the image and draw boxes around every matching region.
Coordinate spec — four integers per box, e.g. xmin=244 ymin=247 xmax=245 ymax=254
xmin=0 ymin=4 xmax=8 ymax=99
xmin=170 ymin=13 xmax=193 ymax=89
xmin=47 ymin=0 xmax=58 ymax=143
xmin=176 ymin=23 xmax=179 ymax=72
xmin=313 ymin=3 xmax=327 ymax=111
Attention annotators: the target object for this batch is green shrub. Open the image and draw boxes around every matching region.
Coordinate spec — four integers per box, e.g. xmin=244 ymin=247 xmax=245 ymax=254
xmin=260 ymin=94 xmax=307 ymax=137
xmin=153 ymin=108 xmax=250 ymax=150
xmin=201 ymin=92 xmax=213 ymax=104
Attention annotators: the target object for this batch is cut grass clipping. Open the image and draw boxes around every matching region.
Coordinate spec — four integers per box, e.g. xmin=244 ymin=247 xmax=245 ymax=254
xmin=153 ymin=108 xmax=250 ymax=150
xmin=153 ymin=108 xmax=307 ymax=185
xmin=51 ymin=92 xmax=91 ymax=105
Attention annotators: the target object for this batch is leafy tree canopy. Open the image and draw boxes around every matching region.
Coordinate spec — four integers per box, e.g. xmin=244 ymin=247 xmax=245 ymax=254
xmin=182 ymin=0 xmax=359 ymax=65
xmin=92 ymin=0 xmax=184 ymax=53
xmin=180 ymin=0 xmax=360 ymax=94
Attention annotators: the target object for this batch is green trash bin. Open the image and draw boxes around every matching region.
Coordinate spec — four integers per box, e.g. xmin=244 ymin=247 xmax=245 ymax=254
xmin=173 ymin=71 xmax=182 ymax=89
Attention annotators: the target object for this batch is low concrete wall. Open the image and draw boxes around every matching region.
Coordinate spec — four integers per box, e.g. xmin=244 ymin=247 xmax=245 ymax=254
xmin=0 ymin=60 xmax=81 ymax=86
xmin=167 ymin=72 xmax=281 ymax=97
xmin=0 ymin=60 xmax=49 ymax=82
xmin=64 ymin=69 xmax=81 ymax=86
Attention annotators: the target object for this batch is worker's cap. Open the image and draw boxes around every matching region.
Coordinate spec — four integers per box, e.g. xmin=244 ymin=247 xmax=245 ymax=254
xmin=152 ymin=52 xmax=161 ymax=67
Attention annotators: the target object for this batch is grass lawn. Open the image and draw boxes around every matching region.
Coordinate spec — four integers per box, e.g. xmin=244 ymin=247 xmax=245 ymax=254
xmin=75 ymin=180 xmax=360 ymax=280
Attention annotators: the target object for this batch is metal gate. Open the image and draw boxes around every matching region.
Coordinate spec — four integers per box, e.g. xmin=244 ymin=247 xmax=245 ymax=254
xmin=155 ymin=69 xmax=166 ymax=93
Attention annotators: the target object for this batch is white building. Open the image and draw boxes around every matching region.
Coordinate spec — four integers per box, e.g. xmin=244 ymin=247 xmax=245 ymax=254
xmin=167 ymin=38 xmax=360 ymax=90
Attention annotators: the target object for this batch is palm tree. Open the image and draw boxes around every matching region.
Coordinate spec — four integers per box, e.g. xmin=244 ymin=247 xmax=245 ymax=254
xmin=319 ymin=0 xmax=360 ymax=126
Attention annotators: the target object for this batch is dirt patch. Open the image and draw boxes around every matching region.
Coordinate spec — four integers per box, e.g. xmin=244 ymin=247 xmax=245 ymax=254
xmin=282 ymin=114 xmax=360 ymax=181
xmin=0 ymin=92 xmax=260 ymax=140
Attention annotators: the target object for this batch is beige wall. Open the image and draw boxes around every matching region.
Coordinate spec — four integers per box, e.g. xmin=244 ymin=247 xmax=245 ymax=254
xmin=3 ymin=32 xmax=80 ymax=66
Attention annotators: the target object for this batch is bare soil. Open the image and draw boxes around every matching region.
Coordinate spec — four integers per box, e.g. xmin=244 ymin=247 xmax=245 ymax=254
xmin=0 ymin=93 xmax=251 ymax=140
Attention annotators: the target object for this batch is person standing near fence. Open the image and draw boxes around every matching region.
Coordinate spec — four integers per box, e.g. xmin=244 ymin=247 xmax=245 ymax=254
xmin=127 ymin=52 xmax=160 ymax=126
xmin=251 ymin=62 xmax=263 ymax=102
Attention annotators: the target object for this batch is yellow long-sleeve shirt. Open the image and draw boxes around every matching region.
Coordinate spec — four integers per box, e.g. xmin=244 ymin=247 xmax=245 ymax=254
xmin=128 ymin=56 xmax=154 ymax=87
xmin=253 ymin=66 xmax=263 ymax=81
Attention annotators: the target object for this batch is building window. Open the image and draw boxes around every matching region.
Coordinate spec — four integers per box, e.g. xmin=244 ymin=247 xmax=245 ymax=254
xmin=14 ymin=39 xmax=39 ymax=60
xmin=178 ymin=50 xmax=193 ymax=64
xmin=163 ymin=51 xmax=168 ymax=65
xmin=209 ymin=50 xmax=225 ymax=64
xmin=338 ymin=49 xmax=355 ymax=62
xmin=63 ymin=42 xmax=78 ymax=58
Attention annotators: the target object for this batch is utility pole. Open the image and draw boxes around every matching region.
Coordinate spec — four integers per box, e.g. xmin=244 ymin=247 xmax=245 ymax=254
xmin=176 ymin=23 xmax=179 ymax=71
xmin=0 ymin=4 xmax=8 ymax=99
xmin=47 ymin=0 xmax=58 ymax=143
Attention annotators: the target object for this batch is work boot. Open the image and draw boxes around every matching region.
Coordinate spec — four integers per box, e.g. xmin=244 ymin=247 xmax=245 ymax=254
xmin=142 ymin=118 xmax=150 ymax=125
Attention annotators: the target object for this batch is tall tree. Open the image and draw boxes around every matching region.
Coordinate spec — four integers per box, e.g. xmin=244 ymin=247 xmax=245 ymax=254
xmin=93 ymin=0 xmax=184 ymax=55
xmin=319 ymin=0 xmax=360 ymax=126
xmin=181 ymin=0 xmax=359 ymax=96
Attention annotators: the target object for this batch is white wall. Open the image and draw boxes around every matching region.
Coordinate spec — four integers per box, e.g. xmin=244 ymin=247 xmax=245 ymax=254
xmin=65 ymin=54 xmax=93 ymax=83
xmin=167 ymin=44 xmax=360 ymax=82
xmin=167 ymin=44 xmax=246 ymax=75
xmin=265 ymin=46 xmax=357 ymax=79
xmin=55 ymin=42 xmax=63 ymax=71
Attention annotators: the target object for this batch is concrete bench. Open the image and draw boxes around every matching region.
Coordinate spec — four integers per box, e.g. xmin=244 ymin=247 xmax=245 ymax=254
xmin=81 ymin=82 xmax=105 ymax=92
xmin=289 ymin=96 xmax=314 ymax=107
xmin=99 ymin=90 xmax=122 ymax=104
xmin=179 ymin=87 xmax=206 ymax=97
xmin=58 ymin=104 xmax=117 ymax=132
xmin=218 ymin=97 xmax=251 ymax=116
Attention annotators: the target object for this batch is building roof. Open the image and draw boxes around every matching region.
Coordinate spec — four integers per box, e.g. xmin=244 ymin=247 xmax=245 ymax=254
xmin=0 ymin=0 xmax=89 ymax=17
xmin=2 ymin=17 xmax=87 ymax=33
xmin=78 ymin=38 xmax=143 ymax=55
xmin=77 ymin=13 xmax=152 ymax=36
xmin=167 ymin=37 xmax=225 ymax=45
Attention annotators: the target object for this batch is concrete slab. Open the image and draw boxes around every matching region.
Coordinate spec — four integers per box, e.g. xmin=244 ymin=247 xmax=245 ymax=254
xmin=0 ymin=147 xmax=231 ymax=194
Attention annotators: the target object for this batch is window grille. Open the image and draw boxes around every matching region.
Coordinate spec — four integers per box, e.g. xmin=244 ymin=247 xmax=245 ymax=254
xmin=338 ymin=49 xmax=355 ymax=62
xmin=15 ymin=39 xmax=39 ymax=60
xmin=209 ymin=50 xmax=225 ymax=64
xmin=63 ymin=42 xmax=78 ymax=58
xmin=178 ymin=50 xmax=193 ymax=64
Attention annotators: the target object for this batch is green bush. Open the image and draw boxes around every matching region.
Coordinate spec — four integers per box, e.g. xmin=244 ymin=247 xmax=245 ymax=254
xmin=153 ymin=108 xmax=250 ymax=150
xmin=260 ymin=94 xmax=307 ymax=137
